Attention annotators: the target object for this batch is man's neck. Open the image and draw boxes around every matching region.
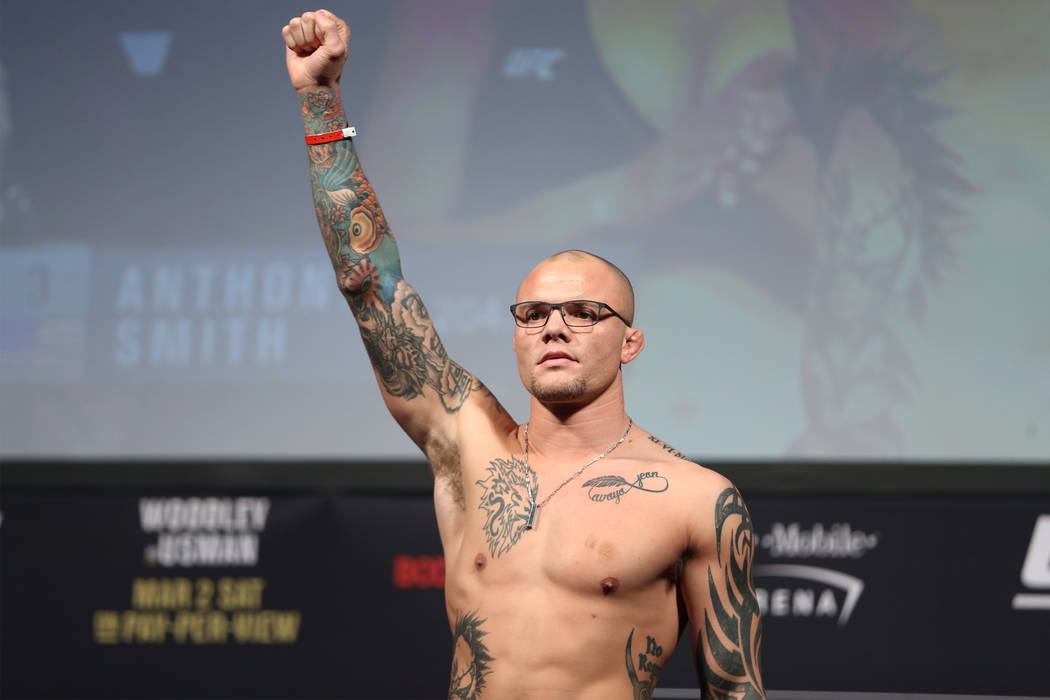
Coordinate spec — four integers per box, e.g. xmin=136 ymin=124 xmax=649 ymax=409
xmin=524 ymin=386 xmax=631 ymax=459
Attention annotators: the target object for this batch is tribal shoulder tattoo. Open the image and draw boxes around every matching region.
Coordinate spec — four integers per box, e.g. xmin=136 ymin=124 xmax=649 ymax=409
xmin=699 ymin=487 xmax=765 ymax=699
xmin=302 ymin=88 xmax=477 ymax=413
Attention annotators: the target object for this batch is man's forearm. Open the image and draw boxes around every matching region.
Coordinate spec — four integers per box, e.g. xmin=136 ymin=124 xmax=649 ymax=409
xmin=298 ymin=84 xmax=478 ymax=415
xmin=300 ymin=86 xmax=402 ymax=305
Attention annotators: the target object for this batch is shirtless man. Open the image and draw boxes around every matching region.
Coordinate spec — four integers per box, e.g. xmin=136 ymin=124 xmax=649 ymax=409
xmin=283 ymin=10 xmax=765 ymax=699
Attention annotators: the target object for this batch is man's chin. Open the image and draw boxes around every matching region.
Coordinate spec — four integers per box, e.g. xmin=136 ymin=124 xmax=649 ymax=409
xmin=529 ymin=377 xmax=588 ymax=403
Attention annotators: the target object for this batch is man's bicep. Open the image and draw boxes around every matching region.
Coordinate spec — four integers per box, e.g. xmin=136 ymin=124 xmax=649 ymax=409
xmin=682 ymin=483 xmax=766 ymax=699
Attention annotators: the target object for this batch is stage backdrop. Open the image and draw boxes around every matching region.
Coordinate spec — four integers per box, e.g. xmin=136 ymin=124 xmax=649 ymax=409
xmin=2 ymin=0 xmax=1049 ymax=462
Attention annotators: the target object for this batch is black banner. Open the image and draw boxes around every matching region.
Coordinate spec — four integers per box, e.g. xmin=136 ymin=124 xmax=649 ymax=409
xmin=2 ymin=487 xmax=1047 ymax=697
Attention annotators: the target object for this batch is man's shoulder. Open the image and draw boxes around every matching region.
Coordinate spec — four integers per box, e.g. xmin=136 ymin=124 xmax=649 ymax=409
xmin=625 ymin=426 xmax=749 ymax=555
xmin=642 ymin=432 xmax=695 ymax=463
xmin=634 ymin=427 xmax=734 ymax=500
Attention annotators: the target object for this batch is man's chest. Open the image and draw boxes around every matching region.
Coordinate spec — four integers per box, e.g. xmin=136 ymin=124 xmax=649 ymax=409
xmin=447 ymin=449 xmax=687 ymax=596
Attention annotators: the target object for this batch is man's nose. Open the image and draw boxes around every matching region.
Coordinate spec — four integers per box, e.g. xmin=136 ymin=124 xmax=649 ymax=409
xmin=542 ymin=306 xmax=571 ymax=339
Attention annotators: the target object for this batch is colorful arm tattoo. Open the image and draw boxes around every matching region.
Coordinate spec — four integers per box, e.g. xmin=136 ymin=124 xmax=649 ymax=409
xmin=300 ymin=88 xmax=397 ymax=299
xmin=300 ymin=88 xmax=474 ymax=412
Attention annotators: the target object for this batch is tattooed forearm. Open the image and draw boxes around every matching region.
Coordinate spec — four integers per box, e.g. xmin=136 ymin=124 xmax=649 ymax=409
xmin=351 ymin=281 xmax=473 ymax=408
xmin=475 ymin=456 xmax=537 ymax=557
xmin=301 ymin=88 xmax=396 ymax=285
xmin=699 ymin=487 xmax=765 ymax=699
xmin=302 ymin=88 xmax=476 ymax=412
xmin=625 ymin=628 xmax=665 ymax=699
xmin=449 ymin=610 xmax=494 ymax=700
xmin=648 ymin=435 xmax=690 ymax=461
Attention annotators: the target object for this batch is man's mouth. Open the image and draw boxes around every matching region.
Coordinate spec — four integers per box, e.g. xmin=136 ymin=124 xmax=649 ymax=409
xmin=539 ymin=351 xmax=575 ymax=366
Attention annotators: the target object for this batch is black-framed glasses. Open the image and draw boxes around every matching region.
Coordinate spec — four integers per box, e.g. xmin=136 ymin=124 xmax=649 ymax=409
xmin=509 ymin=300 xmax=630 ymax=328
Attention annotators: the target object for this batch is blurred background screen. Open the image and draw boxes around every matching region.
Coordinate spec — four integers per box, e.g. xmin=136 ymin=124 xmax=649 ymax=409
xmin=2 ymin=0 xmax=1047 ymax=461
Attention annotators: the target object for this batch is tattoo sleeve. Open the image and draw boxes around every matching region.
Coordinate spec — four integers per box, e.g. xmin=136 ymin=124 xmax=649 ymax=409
xmin=300 ymin=88 xmax=474 ymax=413
xmin=698 ymin=487 xmax=765 ymax=700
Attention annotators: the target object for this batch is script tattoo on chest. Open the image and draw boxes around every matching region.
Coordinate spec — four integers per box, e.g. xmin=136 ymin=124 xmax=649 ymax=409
xmin=582 ymin=472 xmax=669 ymax=504
xmin=448 ymin=610 xmax=494 ymax=700
xmin=475 ymin=456 xmax=538 ymax=557
xmin=699 ymin=487 xmax=765 ymax=698
xmin=625 ymin=628 xmax=665 ymax=699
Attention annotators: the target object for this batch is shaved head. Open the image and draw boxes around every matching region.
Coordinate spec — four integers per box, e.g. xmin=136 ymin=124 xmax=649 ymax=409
xmin=513 ymin=249 xmax=645 ymax=404
xmin=520 ymin=250 xmax=635 ymax=325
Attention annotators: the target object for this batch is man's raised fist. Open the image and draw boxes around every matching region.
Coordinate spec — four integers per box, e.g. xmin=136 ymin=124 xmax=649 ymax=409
xmin=282 ymin=9 xmax=350 ymax=93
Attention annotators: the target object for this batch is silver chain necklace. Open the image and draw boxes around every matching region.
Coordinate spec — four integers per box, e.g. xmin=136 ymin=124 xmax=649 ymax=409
xmin=522 ymin=417 xmax=633 ymax=530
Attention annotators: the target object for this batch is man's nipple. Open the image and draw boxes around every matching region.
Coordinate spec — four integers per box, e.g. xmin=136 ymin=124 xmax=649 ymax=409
xmin=474 ymin=553 xmax=487 ymax=571
xmin=600 ymin=576 xmax=619 ymax=595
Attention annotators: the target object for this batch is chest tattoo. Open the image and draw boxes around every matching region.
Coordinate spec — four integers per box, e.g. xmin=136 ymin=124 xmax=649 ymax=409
xmin=475 ymin=456 xmax=538 ymax=558
xmin=582 ymin=472 xmax=670 ymax=504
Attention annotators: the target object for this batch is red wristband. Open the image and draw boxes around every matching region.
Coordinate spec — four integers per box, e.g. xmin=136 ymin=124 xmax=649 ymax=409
xmin=305 ymin=126 xmax=357 ymax=145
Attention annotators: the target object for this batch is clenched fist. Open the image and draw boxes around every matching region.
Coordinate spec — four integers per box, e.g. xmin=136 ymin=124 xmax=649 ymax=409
xmin=282 ymin=9 xmax=350 ymax=94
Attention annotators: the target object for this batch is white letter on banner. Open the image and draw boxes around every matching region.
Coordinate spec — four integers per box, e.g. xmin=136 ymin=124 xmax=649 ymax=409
xmin=256 ymin=319 xmax=286 ymax=364
xmin=153 ymin=266 xmax=182 ymax=311
xmin=116 ymin=266 xmax=144 ymax=311
xmin=193 ymin=265 xmax=217 ymax=310
xmin=150 ymin=319 xmax=191 ymax=366
xmin=224 ymin=265 xmax=254 ymax=311
xmin=1021 ymin=515 xmax=1050 ymax=589
xmin=299 ymin=264 xmax=329 ymax=310
xmin=226 ymin=318 xmax=248 ymax=364
xmin=261 ymin=263 xmax=293 ymax=311
xmin=115 ymin=319 xmax=141 ymax=366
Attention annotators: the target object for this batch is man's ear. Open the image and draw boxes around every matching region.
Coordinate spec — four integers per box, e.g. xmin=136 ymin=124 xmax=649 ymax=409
xmin=620 ymin=328 xmax=645 ymax=364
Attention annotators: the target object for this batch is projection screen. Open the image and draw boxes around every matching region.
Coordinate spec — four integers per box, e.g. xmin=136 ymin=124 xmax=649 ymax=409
xmin=2 ymin=0 xmax=1047 ymax=461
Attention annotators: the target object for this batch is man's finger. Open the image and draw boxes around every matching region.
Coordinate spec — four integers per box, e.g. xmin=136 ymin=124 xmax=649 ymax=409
xmin=287 ymin=17 xmax=307 ymax=50
xmin=281 ymin=24 xmax=297 ymax=51
xmin=300 ymin=12 xmax=318 ymax=47
xmin=314 ymin=10 xmax=348 ymax=58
